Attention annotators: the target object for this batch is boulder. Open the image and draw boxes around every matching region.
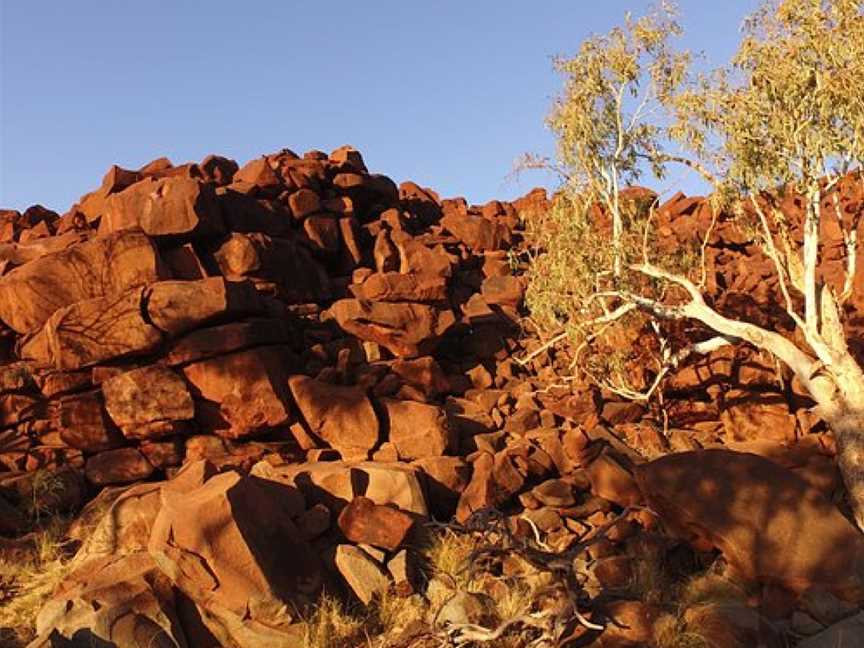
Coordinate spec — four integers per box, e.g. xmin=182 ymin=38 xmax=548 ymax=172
xmin=55 ymin=390 xmax=125 ymax=452
xmin=350 ymin=272 xmax=448 ymax=303
xmin=412 ymin=456 xmax=471 ymax=519
xmin=390 ymin=356 xmax=450 ymax=397
xmin=31 ymin=552 xmax=187 ymax=648
xmin=586 ymin=451 xmax=643 ymax=507
xmin=441 ymin=210 xmax=509 ymax=251
xmin=380 ymin=398 xmax=453 ymax=460
xmin=635 ymin=449 xmax=864 ymax=600
xmin=288 ymin=375 xmax=379 ymax=459
xmin=148 ymin=467 xmax=321 ymax=635
xmin=68 ymin=482 xmax=162 ymax=568
xmin=0 ymin=230 xmax=161 ymax=335
xmin=252 ymin=460 xmax=428 ymax=516
xmin=100 ymin=176 xmax=223 ymax=238
xmin=145 ymin=277 xmax=264 ymax=336
xmin=213 ymin=232 xmax=331 ymax=303
xmin=85 ymin=448 xmax=155 ymax=486
xmin=329 ymin=298 xmax=455 ymax=358
xmin=334 ymin=544 xmax=390 ymax=605
xmin=181 ymin=347 xmax=292 ymax=438
xmin=102 ymin=366 xmax=194 ymax=440
xmin=337 ymin=496 xmax=415 ymax=551
xmin=22 ymin=287 xmax=162 ymax=369
xmin=165 ymin=318 xmax=292 ymax=366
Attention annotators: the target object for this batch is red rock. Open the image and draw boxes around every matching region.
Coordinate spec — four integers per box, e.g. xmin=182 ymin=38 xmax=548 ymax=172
xmin=0 ymin=393 xmax=41 ymax=427
xmin=199 ymin=154 xmax=238 ymax=185
xmin=719 ymin=389 xmax=797 ymax=443
xmin=288 ymin=376 xmax=379 ymax=459
xmin=102 ymin=366 xmax=194 ymax=440
xmin=0 ymin=230 xmax=162 ymax=335
xmin=413 ymin=456 xmax=471 ymax=519
xmin=99 ymin=176 xmax=223 ymax=238
xmin=159 ymin=243 xmax=208 ymax=280
xmin=635 ymin=449 xmax=864 ymax=599
xmin=232 ymin=157 xmax=283 ymax=196
xmin=350 ymin=271 xmax=448 ymax=303
xmin=481 ymin=275 xmax=524 ymax=307
xmin=337 ymin=495 xmax=415 ymax=551
xmin=145 ymin=277 xmax=264 ymax=336
xmin=85 ymin=447 xmax=154 ymax=485
xmin=216 ymin=188 xmax=292 ymax=236
xmin=329 ymin=298 xmax=455 ymax=358
xmin=303 ymin=215 xmax=341 ymax=252
xmin=330 ymin=145 xmax=368 ymax=173
xmin=254 ymin=460 xmax=428 ymax=516
xmin=333 ymin=172 xmax=399 ymax=208
xmin=339 ymin=217 xmax=364 ymax=267
xmin=165 ymin=319 xmax=292 ymax=366
xmin=586 ymin=450 xmax=643 ymax=507
xmin=148 ymin=467 xmax=320 ymax=638
xmin=392 ymin=230 xmax=455 ymax=277
xmin=182 ymin=348 xmax=292 ymax=438
xmin=390 ymin=356 xmax=449 ymax=397
xmin=214 ymin=232 xmax=331 ymax=303
xmin=373 ymin=230 xmax=399 ymax=272
xmin=380 ymin=398 xmax=453 ymax=459
xmin=456 ymin=452 xmax=495 ymax=524
xmin=288 ymin=188 xmax=321 ymax=220
xmin=441 ymin=210 xmax=510 ymax=251
xmin=22 ymin=287 xmax=162 ymax=370
xmin=55 ymin=391 xmax=125 ymax=452
xmin=139 ymin=438 xmax=185 ymax=469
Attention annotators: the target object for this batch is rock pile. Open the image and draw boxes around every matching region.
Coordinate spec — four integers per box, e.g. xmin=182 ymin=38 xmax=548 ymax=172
xmin=2 ymin=146 xmax=864 ymax=646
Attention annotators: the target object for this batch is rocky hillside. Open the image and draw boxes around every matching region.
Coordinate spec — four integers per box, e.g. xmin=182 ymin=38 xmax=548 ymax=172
xmin=1 ymin=146 xmax=863 ymax=647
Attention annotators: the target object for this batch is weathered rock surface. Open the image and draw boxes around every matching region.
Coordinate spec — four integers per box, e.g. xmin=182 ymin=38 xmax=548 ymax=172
xmin=0 ymin=230 xmax=161 ymax=334
xmin=635 ymin=449 xmax=864 ymax=599
xmin=337 ymin=495 xmax=415 ymax=550
xmin=288 ymin=375 xmax=379 ymax=459
xmin=102 ymin=366 xmax=195 ymax=439
xmin=148 ymin=464 xmax=321 ymax=637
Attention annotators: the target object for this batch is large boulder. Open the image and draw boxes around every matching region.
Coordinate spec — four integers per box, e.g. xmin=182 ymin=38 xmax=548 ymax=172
xmin=100 ymin=176 xmax=224 ymax=238
xmin=0 ymin=230 xmax=162 ymax=335
xmin=102 ymin=366 xmax=195 ymax=440
xmin=328 ymin=298 xmax=455 ymax=358
xmin=181 ymin=347 xmax=292 ymax=438
xmin=21 ymin=287 xmax=163 ymax=369
xmin=165 ymin=319 xmax=292 ymax=366
xmin=287 ymin=375 xmax=379 ymax=459
xmin=147 ymin=465 xmax=321 ymax=639
xmin=635 ymin=449 xmax=864 ymax=600
xmin=145 ymin=277 xmax=264 ymax=336
xmin=31 ymin=552 xmax=187 ymax=648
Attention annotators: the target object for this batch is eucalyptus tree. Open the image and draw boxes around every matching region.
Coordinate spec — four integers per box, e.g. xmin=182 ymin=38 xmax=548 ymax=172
xmin=526 ymin=0 xmax=864 ymax=527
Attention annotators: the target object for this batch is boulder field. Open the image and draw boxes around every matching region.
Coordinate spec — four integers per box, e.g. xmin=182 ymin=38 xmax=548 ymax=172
xmin=2 ymin=146 xmax=864 ymax=646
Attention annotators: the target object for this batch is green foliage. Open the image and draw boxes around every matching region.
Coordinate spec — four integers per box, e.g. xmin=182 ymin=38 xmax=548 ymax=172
xmin=527 ymin=0 xmax=864 ymax=396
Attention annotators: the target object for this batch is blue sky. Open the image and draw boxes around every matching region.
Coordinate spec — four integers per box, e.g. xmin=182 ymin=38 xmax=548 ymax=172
xmin=0 ymin=1 xmax=758 ymax=213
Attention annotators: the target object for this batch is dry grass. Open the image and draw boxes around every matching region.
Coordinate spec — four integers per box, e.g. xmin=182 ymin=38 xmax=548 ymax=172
xmin=301 ymin=595 xmax=367 ymax=648
xmin=0 ymin=517 xmax=74 ymax=647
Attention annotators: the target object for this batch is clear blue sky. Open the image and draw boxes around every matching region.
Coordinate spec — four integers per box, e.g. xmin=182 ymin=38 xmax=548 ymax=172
xmin=0 ymin=1 xmax=757 ymax=213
